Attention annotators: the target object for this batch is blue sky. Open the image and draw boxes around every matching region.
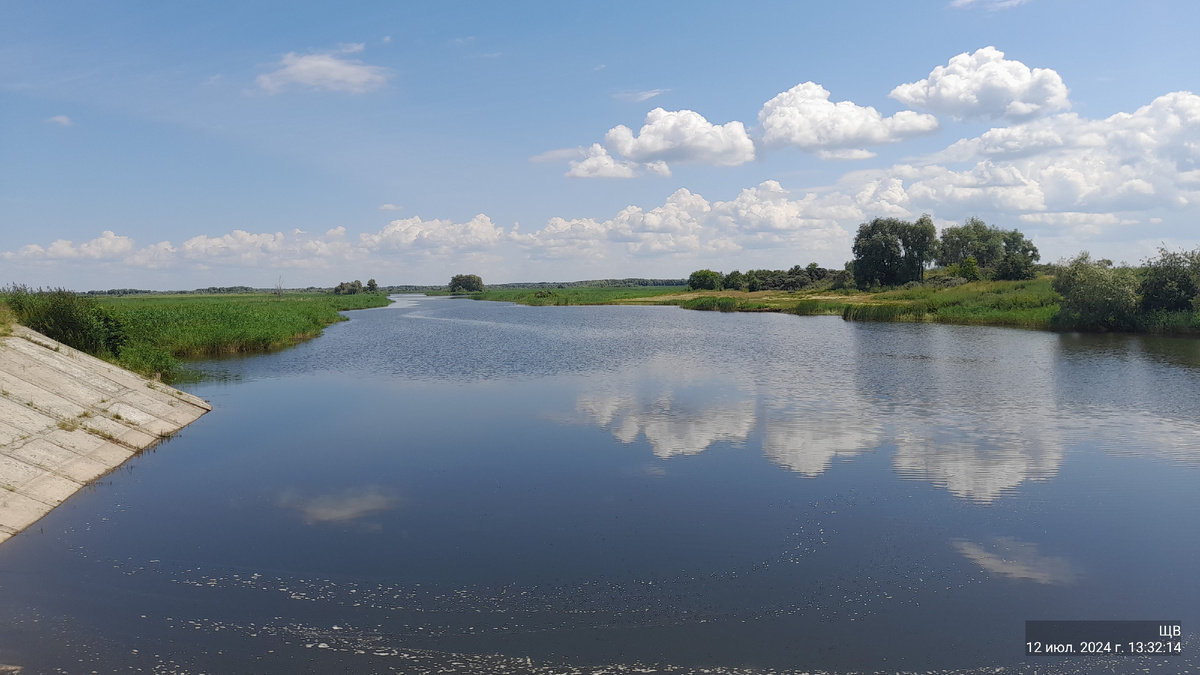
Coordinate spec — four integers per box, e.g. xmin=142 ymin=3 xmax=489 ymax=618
xmin=2 ymin=1 xmax=1198 ymax=289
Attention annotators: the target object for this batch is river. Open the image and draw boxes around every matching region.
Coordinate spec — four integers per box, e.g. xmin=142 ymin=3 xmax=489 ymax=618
xmin=1 ymin=294 xmax=1197 ymax=674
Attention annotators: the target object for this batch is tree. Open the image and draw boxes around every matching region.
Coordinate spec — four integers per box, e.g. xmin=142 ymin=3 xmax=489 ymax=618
xmin=1052 ymin=253 xmax=1139 ymax=331
xmin=746 ymin=271 xmax=761 ymax=292
xmin=851 ymin=216 xmax=936 ymax=288
xmin=937 ymin=217 xmax=1005 ymax=268
xmin=1139 ymin=247 xmax=1199 ymax=312
xmin=722 ymin=270 xmax=746 ymax=291
xmin=899 ymin=215 xmax=938 ymax=282
xmin=688 ymin=269 xmax=722 ymax=291
xmin=993 ymin=251 xmax=1036 ymax=281
xmin=937 ymin=218 xmax=1039 ymax=275
xmin=448 ymin=274 xmax=484 ymax=293
xmin=366 ymin=278 xmax=378 ymax=293
xmin=333 ymin=280 xmax=364 ymax=295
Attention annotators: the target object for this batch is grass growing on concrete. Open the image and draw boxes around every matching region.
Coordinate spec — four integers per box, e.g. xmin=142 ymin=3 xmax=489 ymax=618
xmin=0 ymin=303 xmax=14 ymax=337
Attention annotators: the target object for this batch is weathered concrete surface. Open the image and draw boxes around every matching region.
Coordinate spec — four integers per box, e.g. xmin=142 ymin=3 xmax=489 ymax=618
xmin=0 ymin=325 xmax=210 ymax=545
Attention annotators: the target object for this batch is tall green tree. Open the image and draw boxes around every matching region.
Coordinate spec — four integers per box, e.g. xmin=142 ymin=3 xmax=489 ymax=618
xmin=937 ymin=218 xmax=1039 ymax=277
xmin=448 ymin=274 xmax=484 ymax=293
xmin=851 ymin=216 xmax=936 ymax=288
xmin=722 ymin=270 xmax=746 ymax=291
xmin=688 ymin=269 xmax=722 ymax=291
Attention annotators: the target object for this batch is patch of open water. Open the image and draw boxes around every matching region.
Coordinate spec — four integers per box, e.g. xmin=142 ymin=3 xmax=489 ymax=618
xmin=1 ymin=295 xmax=1197 ymax=674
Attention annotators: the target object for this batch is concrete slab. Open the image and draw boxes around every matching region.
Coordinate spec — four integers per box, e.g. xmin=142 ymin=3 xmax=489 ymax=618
xmin=0 ymin=327 xmax=210 ymax=545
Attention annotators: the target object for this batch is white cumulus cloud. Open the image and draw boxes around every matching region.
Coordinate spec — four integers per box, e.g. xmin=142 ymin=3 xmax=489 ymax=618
xmin=361 ymin=214 xmax=505 ymax=253
xmin=565 ymin=143 xmax=641 ymax=178
xmin=759 ymin=81 xmax=939 ymax=151
xmin=890 ymin=46 xmax=1070 ymax=120
xmin=605 ymin=108 xmax=756 ymax=166
xmin=257 ymin=45 xmax=390 ymax=94
xmin=45 ymin=115 xmax=72 ymax=126
xmin=895 ymin=91 xmax=1200 ymax=217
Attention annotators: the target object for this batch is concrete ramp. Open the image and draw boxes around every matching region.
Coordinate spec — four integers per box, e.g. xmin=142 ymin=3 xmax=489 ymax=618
xmin=0 ymin=325 xmax=210 ymax=545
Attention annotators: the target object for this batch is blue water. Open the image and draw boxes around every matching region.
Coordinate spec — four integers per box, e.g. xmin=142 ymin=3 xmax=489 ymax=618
xmin=1 ymin=295 xmax=1197 ymax=674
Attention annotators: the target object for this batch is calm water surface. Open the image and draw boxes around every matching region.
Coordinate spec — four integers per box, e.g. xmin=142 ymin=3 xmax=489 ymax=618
xmin=1 ymin=295 xmax=1198 ymax=674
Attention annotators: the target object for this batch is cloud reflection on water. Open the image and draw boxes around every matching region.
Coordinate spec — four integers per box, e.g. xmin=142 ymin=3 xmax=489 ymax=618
xmin=278 ymin=486 xmax=398 ymax=526
xmin=892 ymin=416 xmax=1064 ymax=503
xmin=954 ymin=536 xmax=1078 ymax=585
xmin=571 ymin=323 xmax=1200 ymax=503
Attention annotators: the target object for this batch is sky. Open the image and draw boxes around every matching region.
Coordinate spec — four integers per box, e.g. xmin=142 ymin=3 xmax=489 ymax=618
xmin=2 ymin=0 xmax=1198 ymax=290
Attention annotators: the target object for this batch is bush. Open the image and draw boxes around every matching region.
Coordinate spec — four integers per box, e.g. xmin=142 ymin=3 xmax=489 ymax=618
xmin=946 ymin=256 xmax=983 ymax=281
xmin=926 ymin=275 xmax=968 ymax=289
xmin=1052 ymin=253 xmax=1139 ymax=331
xmin=3 ymin=285 xmax=126 ymax=356
xmin=1139 ymin=247 xmax=1199 ymax=311
xmin=333 ymin=280 xmax=364 ymax=295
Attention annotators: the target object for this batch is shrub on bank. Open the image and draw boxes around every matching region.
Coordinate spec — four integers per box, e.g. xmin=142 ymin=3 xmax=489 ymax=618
xmin=3 ymin=285 xmax=126 ymax=357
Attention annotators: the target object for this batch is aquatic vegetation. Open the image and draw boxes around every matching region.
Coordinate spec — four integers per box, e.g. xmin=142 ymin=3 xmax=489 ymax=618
xmin=675 ymin=296 xmax=771 ymax=312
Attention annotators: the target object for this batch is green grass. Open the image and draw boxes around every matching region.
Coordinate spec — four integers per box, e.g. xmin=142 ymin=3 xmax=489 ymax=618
xmin=92 ymin=292 xmax=391 ymax=380
xmin=673 ymin=296 xmax=773 ymax=312
xmin=793 ymin=299 xmax=852 ymax=316
xmin=466 ymin=286 xmax=688 ymax=306
xmin=0 ymin=302 xmax=14 ymax=337
xmin=864 ymin=277 xmax=1061 ymax=328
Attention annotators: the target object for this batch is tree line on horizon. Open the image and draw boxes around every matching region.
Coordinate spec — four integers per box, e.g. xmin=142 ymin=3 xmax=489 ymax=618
xmin=686 ymin=214 xmax=1200 ymax=333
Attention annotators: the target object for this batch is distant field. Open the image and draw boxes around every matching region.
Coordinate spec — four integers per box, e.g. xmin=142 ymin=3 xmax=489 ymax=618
xmin=94 ymin=292 xmax=391 ymax=379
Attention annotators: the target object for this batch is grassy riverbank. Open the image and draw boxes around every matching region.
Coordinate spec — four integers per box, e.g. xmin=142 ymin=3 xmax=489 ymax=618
xmin=98 ymin=293 xmax=392 ymax=378
xmin=462 ymin=278 xmax=1064 ymax=329
xmin=2 ymin=290 xmax=391 ymax=381
xmin=459 ymin=286 xmax=688 ymax=305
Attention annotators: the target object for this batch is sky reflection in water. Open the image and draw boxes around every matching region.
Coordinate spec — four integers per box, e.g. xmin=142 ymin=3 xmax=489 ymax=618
xmin=1 ymin=295 xmax=1197 ymax=674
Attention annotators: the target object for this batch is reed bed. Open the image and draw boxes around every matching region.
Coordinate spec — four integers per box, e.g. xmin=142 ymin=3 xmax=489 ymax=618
xmin=792 ymin=299 xmax=851 ymax=316
xmin=676 ymin=296 xmax=773 ymax=312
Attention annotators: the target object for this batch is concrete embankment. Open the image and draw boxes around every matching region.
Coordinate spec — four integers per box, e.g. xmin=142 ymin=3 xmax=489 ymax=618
xmin=0 ymin=325 xmax=210 ymax=545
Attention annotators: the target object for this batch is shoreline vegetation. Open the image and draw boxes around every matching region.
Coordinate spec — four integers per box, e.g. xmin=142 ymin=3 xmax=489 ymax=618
xmin=0 ymin=287 xmax=391 ymax=382
xmin=454 ymin=276 xmax=1062 ymax=329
